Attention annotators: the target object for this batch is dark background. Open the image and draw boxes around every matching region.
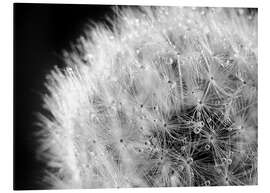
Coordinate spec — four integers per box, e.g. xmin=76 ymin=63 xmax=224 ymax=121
xmin=14 ymin=3 xmax=115 ymax=190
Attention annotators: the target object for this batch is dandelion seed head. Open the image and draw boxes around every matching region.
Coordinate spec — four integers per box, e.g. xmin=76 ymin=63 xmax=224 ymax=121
xmin=38 ymin=6 xmax=257 ymax=188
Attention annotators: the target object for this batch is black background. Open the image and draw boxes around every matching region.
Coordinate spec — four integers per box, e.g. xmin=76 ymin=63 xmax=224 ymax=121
xmin=14 ymin=3 xmax=115 ymax=190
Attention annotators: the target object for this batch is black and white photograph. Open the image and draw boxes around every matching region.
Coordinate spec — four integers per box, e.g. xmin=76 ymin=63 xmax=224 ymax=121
xmin=12 ymin=1 xmax=259 ymax=191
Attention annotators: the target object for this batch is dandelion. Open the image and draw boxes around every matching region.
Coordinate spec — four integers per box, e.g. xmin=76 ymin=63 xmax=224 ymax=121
xmin=37 ymin=6 xmax=257 ymax=188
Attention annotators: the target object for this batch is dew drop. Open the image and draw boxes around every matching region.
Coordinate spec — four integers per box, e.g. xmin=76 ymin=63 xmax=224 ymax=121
xmin=66 ymin=67 xmax=73 ymax=73
xmin=204 ymin=180 xmax=211 ymax=186
xmin=187 ymin=157 xmax=193 ymax=165
xmin=221 ymin=157 xmax=227 ymax=163
xmin=205 ymin=144 xmax=210 ymax=150
xmin=179 ymin=165 xmax=184 ymax=171
xmin=181 ymin=145 xmax=186 ymax=152
xmin=168 ymin=57 xmax=174 ymax=65
xmin=198 ymin=121 xmax=204 ymax=127
xmin=227 ymin=127 xmax=233 ymax=131
xmin=193 ymin=127 xmax=201 ymax=134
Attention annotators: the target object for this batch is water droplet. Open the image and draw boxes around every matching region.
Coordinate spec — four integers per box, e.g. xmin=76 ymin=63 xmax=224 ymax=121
xmin=179 ymin=165 xmax=184 ymax=171
xmin=198 ymin=121 xmax=204 ymax=127
xmin=181 ymin=145 xmax=186 ymax=151
xmin=227 ymin=127 xmax=233 ymax=131
xmin=187 ymin=157 xmax=193 ymax=165
xmin=205 ymin=144 xmax=210 ymax=150
xmin=168 ymin=57 xmax=174 ymax=65
xmin=193 ymin=127 xmax=201 ymax=134
xmin=221 ymin=157 xmax=227 ymax=163
xmin=66 ymin=67 xmax=73 ymax=73
xmin=204 ymin=180 xmax=210 ymax=186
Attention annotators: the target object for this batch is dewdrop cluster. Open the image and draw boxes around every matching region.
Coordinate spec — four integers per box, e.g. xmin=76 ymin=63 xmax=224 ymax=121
xmin=37 ymin=6 xmax=258 ymax=188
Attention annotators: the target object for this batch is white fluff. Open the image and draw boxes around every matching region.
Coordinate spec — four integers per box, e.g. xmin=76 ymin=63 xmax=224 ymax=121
xmin=37 ymin=6 xmax=257 ymax=188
